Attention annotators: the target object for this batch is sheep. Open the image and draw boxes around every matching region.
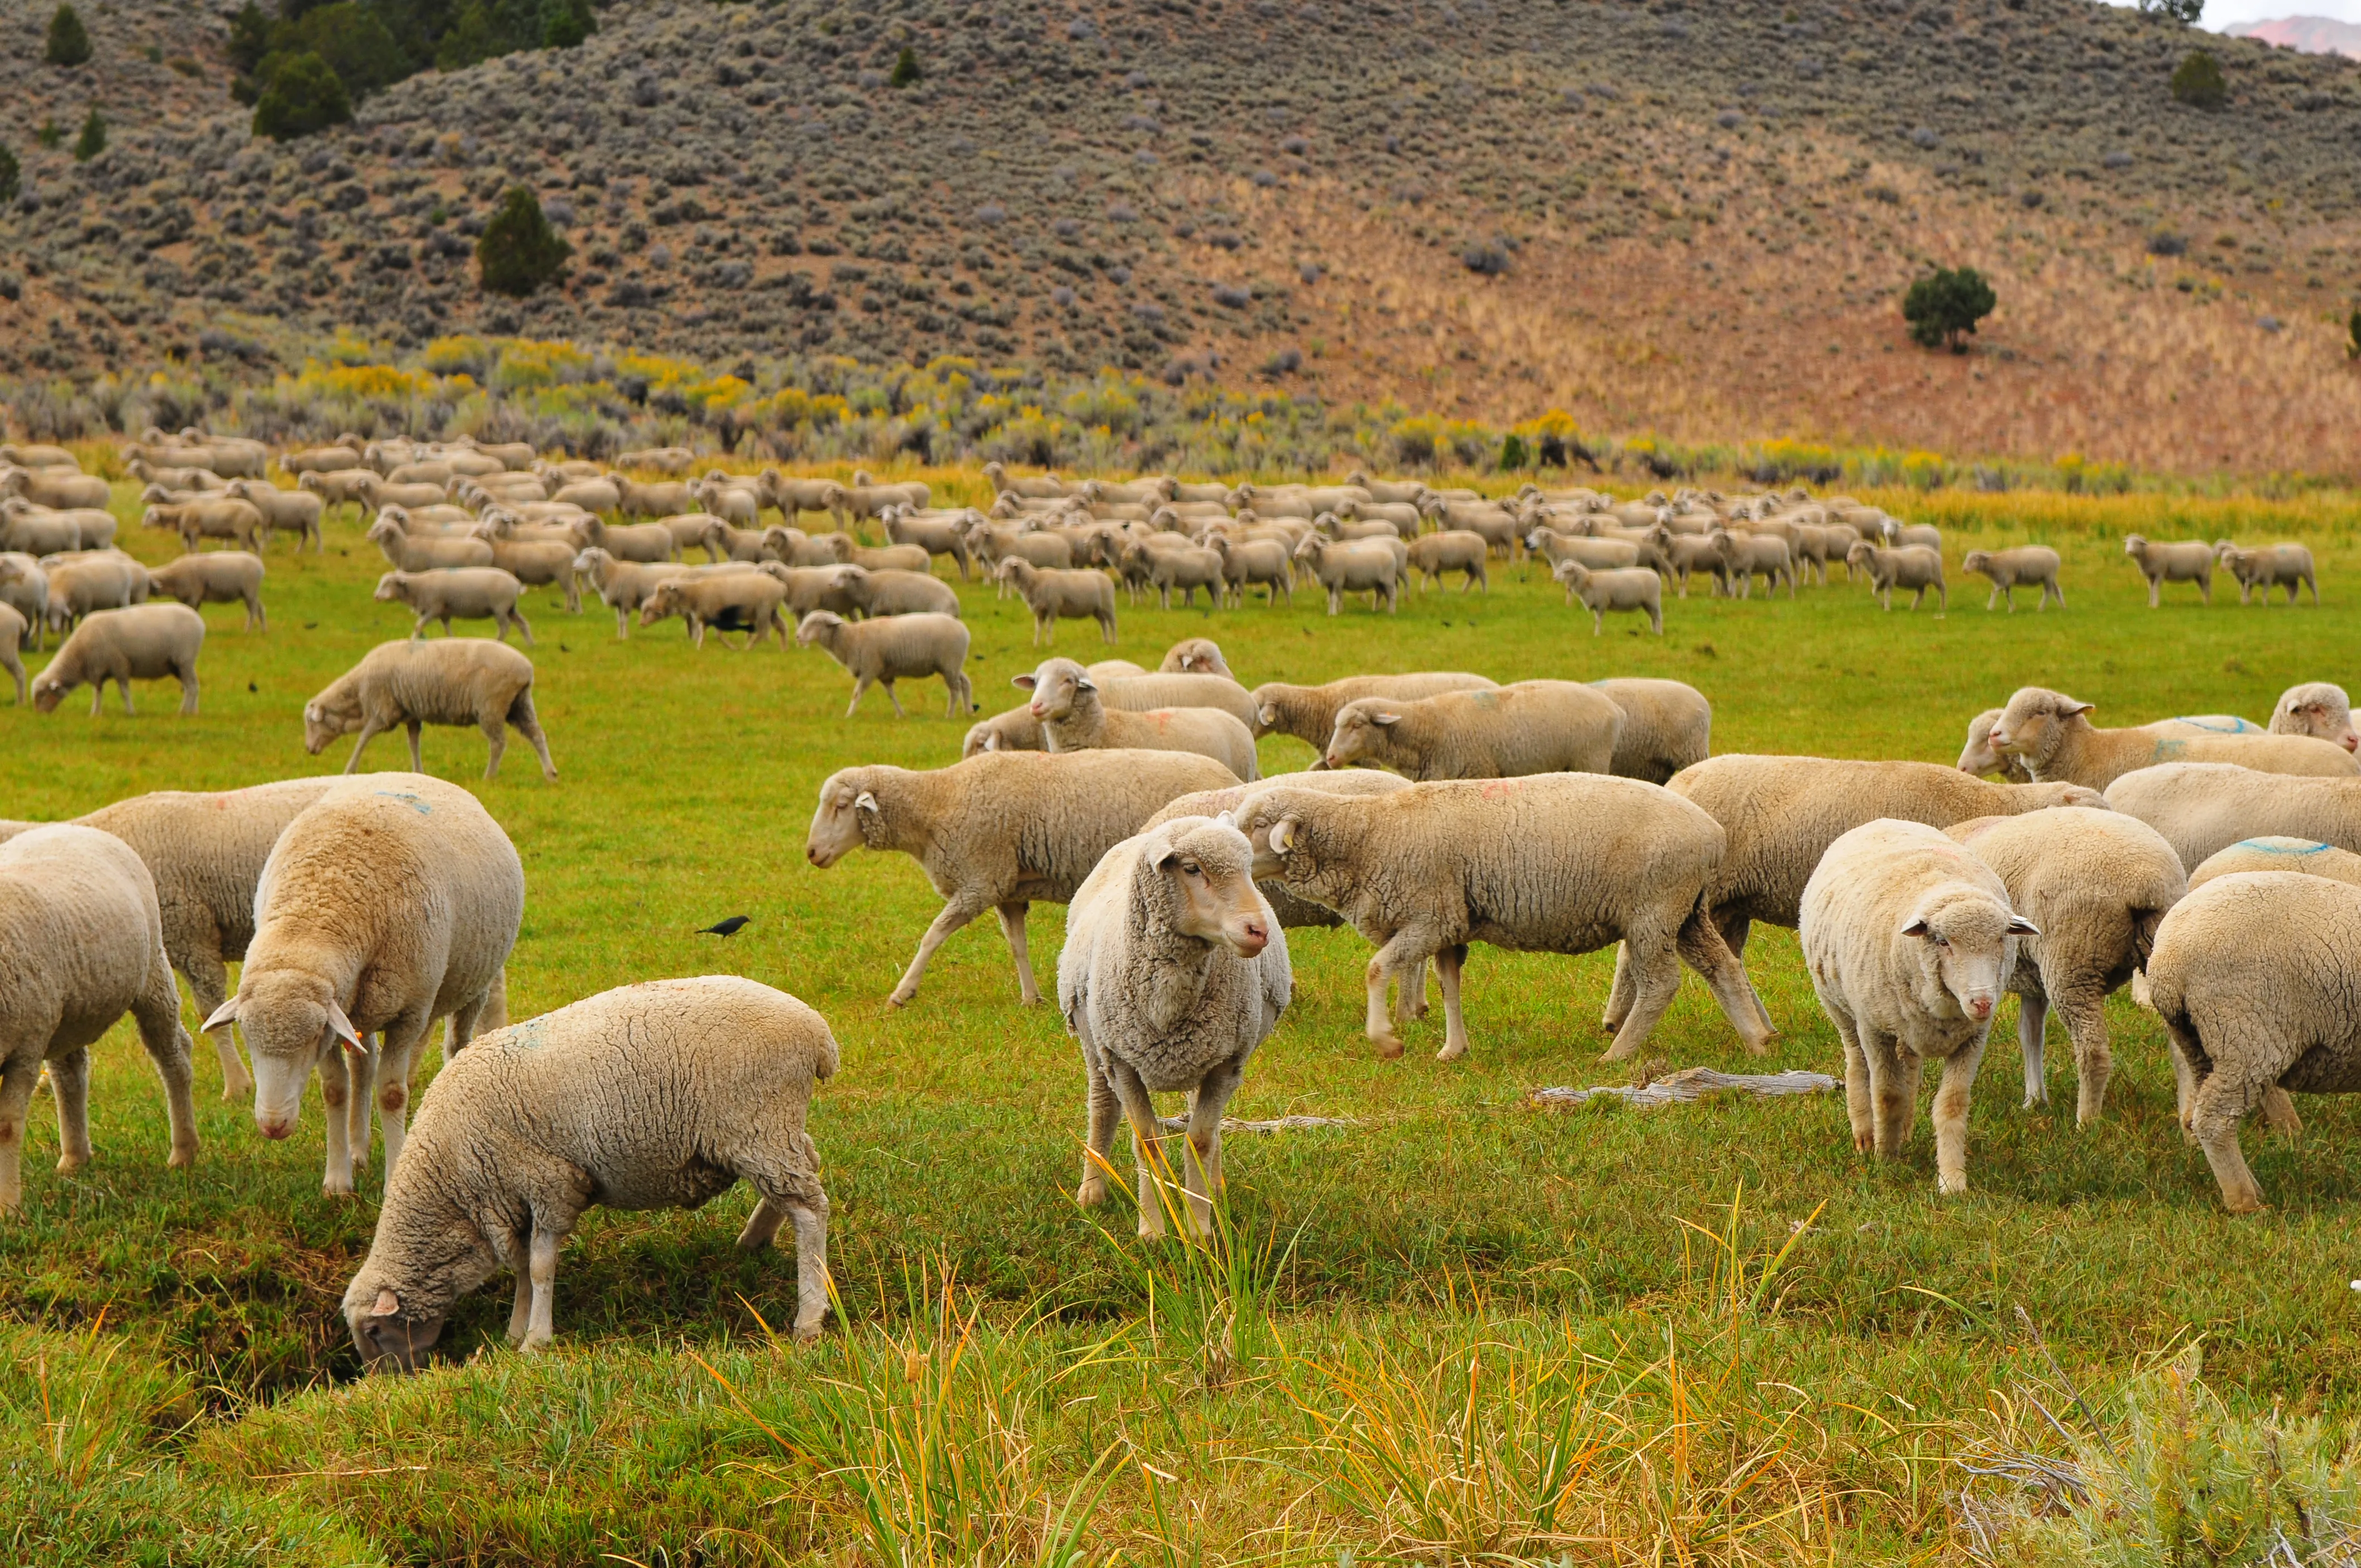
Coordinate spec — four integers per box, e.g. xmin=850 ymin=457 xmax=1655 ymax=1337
xmin=1014 ymin=658 xmax=1260 ymax=780
xmin=1234 ymin=775 xmax=1764 ymax=1062
xmin=1249 ymin=672 xmax=1499 ymax=749
xmin=762 ymin=472 xmax=852 ymax=527
xmin=0 ymin=825 xmax=200 ymax=1212
xmin=825 ymin=537 xmax=933 ymax=575
xmin=1552 ymin=560 xmax=1664 ymax=635
xmin=1 ymin=499 xmax=111 ymax=554
xmin=570 ymin=548 xmax=692 ymax=639
xmin=0 ymin=465 xmax=109 ymax=510
xmin=1526 ymin=529 xmax=1651 ymax=575
xmin=148 ymin=551 xmax=266 ymax=632
xmin=357 ymin=476 xmax=451 ymax=517
xmin=996 ymin=557 xmax=1119 ymax=646
xmin=342 ymin=976 xmax=834 ymax=1367
xmin=795 ymin=610 xmax=974 ymax=718
xmin=1709 ymin=529 xmax=1796 ymax=599
xmin=368 ymin=515 xmax=495 ymax=573
xmin=1293 ymin=535 xmax=1403 ymax=615
xmin=1986 ymin=686 xmax=2357 ymax=791
xmin=2143 ymin=872 xmax=2361 ymax=1212
xmin=1091 ymin=659 xmax=1150 ymax=679
xmin=644 ymin=573 xmax=790 ymax=649
xmin=964 ymin=672 xmax=1260 ymax=756
xmin=280 ymin=444 xmax=362 ymax=476
xmin=297 ymin=467 xmax=381 ymax=514
xmin=2105 ymin=762 xmax=2361 ymax=869
xmin=2189 ymin=836 xmax=2361 ymax=891
xmin=37 ymin=552 xmax=148 ymax=632
xmin=220 ymin=479 xmax=324 ymax=552
xmin=1143 ymin=771 xmax=1415 ymax=933
xmin=1879 ymin=518 xmax=1942 ymax=552
xmin=1590 ymin=678 xmax=1711 ymax=785
xmin=1337 ymin=499 xmax=1425 ymax=539
xmin=1845 ymin=541 xmax=1944 ymax=610
xmin=1404 ymin=530 xmax=1490 ymax=594
xmin=0 ymin=556 xmax=44 ymax=650
xmin=1324 ymin=681 xmax=1623 ymax=780
xmin=386 ymin=461 xmax=454 ymax=487
xmin=1800 ymin=819 xmax=2036 ymax=1195
xmin=697 ymin=519 xmax=776 ymax=565
xmin=145 ymin=497 xmax=265 ymax=554
xmin=691 ymin=477 xmax=762 ymax=530
xmin=303 ymin=639 xmax=557 ymax=781
xmin=1208 ymin=536 xmax=1293 ymax=608
xmin=653 ymin=510 xmax=729 ymax=557
xmin=1344 ymin=471 xmax=1430 ymax=506
xmin=882 ymin=506 xmax=977 ymax=580
xmin=604 ymin=476 xmax=691 ymax=521
xmin=376 ymin=568 xmax=532 ymax=645
xmin=833 ymin=565 xmax=960 ymax=619
xmin=203 ymin=773 xmax=522 ymax=1194
xmin=1959 ymin=547 xmax=2063 ymax=611
xmin=982 ymin=462 xmax=1070 ymax=499
xmin=31 ymin=603 xmax=204 ymax=716
xmin=0 ymin=442 xmax=80 ymax=469
xmin=2215 ymin=541 xmax=2319 ymax=606
xmin=476 ymin=537 xmax=583 ymax=614
xmin=1062 ymin=815 xmax=1289 ymax=1237
xmin=845 ymin=471 xmax=932 ymax=518
xmin=807 ymin=748 xmax=1241 ymax=1005
xmin=1942 ymin=807 xmax=2186 ymax=1125
xmin=1957 ymin=710 xmax=2036 ymax=783
xmin=1082 ymin=476 xmax=1174 ymax=506
xmin=758 ymin=562 xmax=866 ymax=621
xmin=2270 ymin=682 xmax=2357 ymax=753
xmin=1662 ymin=533 xmax=1731 ymax=597
xmin=1159 ymin=638 xmax=1232 ymax=678
xmin=1667 ymin=755 xmax=2102 ymax=1043
xmin=618 ymin=446 xmax=697 ymax=475
xmin=0 ymin=604 xmax=22 ymax=700
xmin=2123 ymin=534 xmax=2214 ymax=606
xmin=751 ymin=526 xmax=837 ymax=570
xmin=576 ymin=515 xmax=678 ymax=564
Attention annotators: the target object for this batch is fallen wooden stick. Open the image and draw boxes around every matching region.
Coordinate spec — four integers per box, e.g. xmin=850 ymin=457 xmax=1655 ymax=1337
xmin=1530 ymin=1065 xmax=1838 ymax=1111
xmin=1155 ymin=1113 xmax=1359 ymax=1135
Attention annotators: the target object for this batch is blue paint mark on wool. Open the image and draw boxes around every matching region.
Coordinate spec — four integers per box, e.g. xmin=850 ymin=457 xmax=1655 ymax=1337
xmin=372 ymin=791 xmax=432 ymax=814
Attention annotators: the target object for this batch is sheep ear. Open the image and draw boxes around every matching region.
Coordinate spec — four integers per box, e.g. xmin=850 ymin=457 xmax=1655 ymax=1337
xmin=1215 ymin=809 xmax=1236 ymax=828
xmin=854 ymin=790 xmax=879 ymax=814
xmin=1898 ymin=917 xmax=1932 ymax=938
xmin=201 ymin=997 xmax=240 ymax=1033
xmin=2064 ymin=702 xmax=2094 ymax=718
xmin=326 ymin=1001 xmax=364 ymax=1051
xmin=1369 ymin=710 xmax=1402 ymax=728
xmin=2008 ymin=915 xmax=2042 ymax=936
xmin=372 ymin=1287 xmax=400 ymax=1318
xmin=1074 ymin=675 xmax=1097 ymax=693
xmin=1011 ymin=674 xmax=1037 ymax=690
xmin=1268 ymin=818 xmax=1298 ymax=854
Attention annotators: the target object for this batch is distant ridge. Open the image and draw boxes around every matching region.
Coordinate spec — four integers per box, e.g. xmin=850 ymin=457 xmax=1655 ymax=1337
xmin=2226 ymin=15 xmax=2361 ymax=58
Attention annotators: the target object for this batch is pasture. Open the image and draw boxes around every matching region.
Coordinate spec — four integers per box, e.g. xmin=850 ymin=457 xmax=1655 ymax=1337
xmin=5 ymin=467 xmax=2361 ymax=1566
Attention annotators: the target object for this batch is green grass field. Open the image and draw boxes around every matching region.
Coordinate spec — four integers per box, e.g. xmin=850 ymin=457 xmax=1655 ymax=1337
xmin=5 ymin=470 xmax=2361 ymax=1565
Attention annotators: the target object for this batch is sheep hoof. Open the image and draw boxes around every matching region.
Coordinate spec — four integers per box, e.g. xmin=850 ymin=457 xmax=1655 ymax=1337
xmin=885 ymin=992 xmax=912 ymax=1009
xmin=1435 ymin=1040 xmax=1468 ymax=1064
xmin=1852 ymin=1131 xmax=1875 ymax=1154
xmin=55 ymin=1154 xmax=85 ymax=1175
xmin=1370 ymin=1034 xmax=1406 ymax=1059
xmin=1077 ymin=1182 xmax=1106 ymax=1209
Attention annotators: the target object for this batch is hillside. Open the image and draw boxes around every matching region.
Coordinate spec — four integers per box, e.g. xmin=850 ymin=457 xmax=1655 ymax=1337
xmin=6 ymin=0 xmax=2361 ymax=471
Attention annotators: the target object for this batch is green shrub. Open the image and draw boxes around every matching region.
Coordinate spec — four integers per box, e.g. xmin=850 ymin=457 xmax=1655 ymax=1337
xmin=0 ymin=145 xmax=17 ymax=207
xmin=2172 ymin=49 xmax=2226 ymax=109
xmin=251 ymin=51 xmax=352 ymax=141
xmin=476 ymin=185 xmax=572 ymax=298
xmin=34 ymin=119 xmax=62 ymax=150
xmin=2348 ymin=307 xmax=2360 ymax=361
xmin=1902 ymin=265 xmax=1996 ymax=353
xmin=227 ymin=0 xmax=270 ymax=74
xmin=539 ymin=0 xmax=595 ymax=49
xmin=71 ymin=107 xmax=104 ymax=162
xmin=890 ymin=45 xmax=920 ymax=87
xmin=2137 ymin=0 xmax=2204 ymax=21
xmin=44 ymin=3 xmax=90 ymax=67
xmin=1499 ymin=432 xmax=1530 ymax=471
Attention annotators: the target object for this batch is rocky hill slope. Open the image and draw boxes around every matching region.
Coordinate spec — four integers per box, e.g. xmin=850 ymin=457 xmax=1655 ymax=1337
xmin=5 ymin=0 xmax=2361 ymax=470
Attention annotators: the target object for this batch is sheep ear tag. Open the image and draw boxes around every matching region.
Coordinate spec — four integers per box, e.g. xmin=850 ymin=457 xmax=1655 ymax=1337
xmin=372 ymin=1288 xmax=400 ymax=1318
xmin=200 ymin=998 xmax=240 ymax=1033
xmin=1268 ymin=819 xmax=1298 ymax=854
xmin=326 ymin=1001 xmax=364 ymax=1052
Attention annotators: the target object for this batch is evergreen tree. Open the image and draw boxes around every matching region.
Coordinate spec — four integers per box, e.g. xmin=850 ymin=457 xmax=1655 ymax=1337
xmin=0 ymin=145 xmax=18 ymax=207
xmin=71 ymin=107 xmax=106 ymax=162
xmin=1902 ymin=266 xmax=1997 ymax=353
xmin=251 ymin=52 xmax=353 ymax=141
xmin=476 ymin=185 xmax=571 ymax=297
xmin=890 ymin=46 xmax=920 ymax=87
xmin=45 ymin=3 xmax=92 ymax=68
xmin=2172 ymin=49 xmax=2228 ymax=109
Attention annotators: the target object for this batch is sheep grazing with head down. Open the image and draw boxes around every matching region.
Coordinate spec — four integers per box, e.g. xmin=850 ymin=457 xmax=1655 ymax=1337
xmin=2271 ymin=682 xmax=2357 ymax=753
xmin=32 ymin=603 xmax=204 ymax=716
xmin=304 ymin=638 xmax=557 ymax=781
xmin=1987 ymin=686 xmax=2356 ymax=791
xmin=343 ymin=977 xmax=837 ymax=1369
xmin=1061 ymin=815 xmax=1289 ymax=1238
xmin=1801 ymin=819 xmax=2038 ymax=1196
xmin=1323 ymin=680 xmax=1623 ymax=780
xmin=1014 ymin=658 xmax=1260 ymax=780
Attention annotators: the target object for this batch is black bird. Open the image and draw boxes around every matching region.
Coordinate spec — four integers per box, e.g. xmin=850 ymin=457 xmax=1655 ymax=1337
xmin=697 ymin=915 xmax=752 ymax=939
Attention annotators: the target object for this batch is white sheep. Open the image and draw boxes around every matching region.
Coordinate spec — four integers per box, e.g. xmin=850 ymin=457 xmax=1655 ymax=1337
xmin=1062 ymin=816 xmax=1289 ymax=1238
xmin=0 ymin=603 xmax=21 ymax=702
xmin=368 ymin=515 xmax=495 ymax=573
xmin=1142 ymin=771 xmax=1415 ymax=933
xmin=31 ymin=603 xmax=204 ymax=716
xmin=223 ymin=479 xmax=325 ymax=552
xmin=963 ymin=672 xmax=1260 ymax=757
xmin=1845 ymin=541 xmax=1944 ymax=610
xmin=1987 ymin=687 xmax=2356 ymax=791
xmin=995 ymin=558 xmax=1119 ymax=646
xmin=2214 ymin=541 xmax=2316 ymax=606
xmin=1158 ymin=638 xmax=1232 ymax=677
xmin=1014 ymin=657 xmax=1260 ymax=779
xmin=1590 ymin=678 xmax=1711 ymax=785
xmin=1323 ymin=680 xmax=1623 ymax=780
xmin=2269 ymin=682 xmax=2356 ymax=753
xmin=572 ymin=548 xmax=693 ymax=639
xmin=2122 ymin=534 xmax=2213 ymax=606
xmin=1292 ymin=535 xmax=1402 ymax=615
xmin=0 ymin=825 xmax=200 ymax=1211
xmin=303 ymin=639 xmax=557 ymax=781
xmin=2104 ymin=763 xmax=2361 ymax=868
xmin=203 ymin=773 xmax=522 ymax=1195
xmin=1959 ymin=547 xmax=2063 ymax=611
xmin=795 ymin=610 xmax=974 ymax=717
xmin=375 ymin=568 xmax=532 ymax=644
xmin=1552 ymin=560 xmax=1664 ymax=634
xmin=1406 ymin=530 xmax=1489 ymax=594
xmin=40 ymin=551 xmax=149 ymax=633
xmin=149 ymin=551 xmax=266 ymax=632
xmin=2188 ymin=836 xmax=2361 ymax=891
xmin=644 ymin=573 xmax=790 ymax=649
xmin=343 ymin=977 xmax=835 ymax=1367
xmin=834 ymin=565 xmax=960 ymax=619
xmin=1249 ymin=672 xmax=1499 ymax=749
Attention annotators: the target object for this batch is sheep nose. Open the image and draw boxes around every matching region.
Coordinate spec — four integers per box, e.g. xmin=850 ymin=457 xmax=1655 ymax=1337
xmin=1967 ymin=996 xmax=1994 ymax=1020
xmin=1322 ymin=752 xmax=1341 ymax=769
xmin=256 ymin=1116 xmax=293 ymax=1140
xmin=1027 ymin=703 xmax=1047 ymax=720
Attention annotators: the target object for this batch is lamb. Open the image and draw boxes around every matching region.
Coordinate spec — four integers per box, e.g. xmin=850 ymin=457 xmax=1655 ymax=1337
xmin=1159 ymin=639 xmax=1231 ymax=677
xmin=1552 ymin=560 xmax=1664 ymax=634
xmin=806 ymin=748 xmax=1240 ymax=1005
xmin=795 ymin=610 xmax=974 ymax=717
xmin=369 ymin=515 xmax=495 ymax=573
xmin=32 ymin=603 xmax=204 ymax=716
xmin=479 ymin=537 xmax=582 ymax=613
xmin=1667 ymin=756 xmax=2101 ymax=1043
xmin=963 ymin=672 xmax=1260 ymax=756
xmin=303 ymin=639 xmax=557 ymax=781
xmin=1800 ymin=820 xmax=2037 ymax=1196
xmin=2145 ymin=873 xmax=2361 ymax=1212
xmin=833 ymin=565 xmax=960 ymax=619
xmin=222 ymin=479 xmax=324 ymax=552
xmin=1249 ymin=672 xmax=1499 ymax=749
xmin=1293 ymin=535 xmax=1403 ymax=615
xmin=643 ymin=572 xmax=790 ymax=649
xmin=2215 ymin=541 xmax=2318 ymax=606
xmin=1323 ymin=680 xmax=1622 ymax=780
xmin=1845 ymin=541 xmax=1945 ymax=610
xmin=1986 ymin=686 xmax=2357 ymax=791
xmin=343 ymin=976 xmax=834 ymax=1367
xmin=1959 ymin=546 xmax=2063 ymax=611
xmin=996 ymin=557 xmax=1119 ymax=646
xmin=1709 ymin=529 xmax=1796 ymax=599
xmin=1590 ymin=678 xmax=1711 ymax=785
xmin=1942 ymin=807 xmax=2186 ymax=1125
xmin=1234 ymin=775 xmax=1764 ymax=1062
xmin=1143 ymin=771 xmax=1414 ymax=933
xmin=1014 ymin=657 xmax=1261 ymax=779
xmin=1406 ymin=530 xmax=1490 ymax=594
xmin=2269 ymin=682 xmax=2357 ymax=752
xmin=576 ymin=515 xmax=678 ymax=564
xmin=0 ymin=825 xmax=200 ymax=1212
xmin=572 ymin=548 xmax=693 ymax=638
xmin=1212 ymin=536 xmax=1294 ymax=606
xmin=148 ymin=551 xmax=266 ymax=632
xmin=2123 ymin=534 xmax=2214 ymax=606
xmin=37 ymin=551 xmax=148 ymax=632
xmin=203 ymin=773 xmax=522 ymax=1194
xmin=1061 ymin=816 xmax=1289 ymax=1237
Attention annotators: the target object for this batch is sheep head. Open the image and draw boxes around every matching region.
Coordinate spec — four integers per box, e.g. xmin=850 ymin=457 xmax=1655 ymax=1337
xmin=1986 ymin=687 xmax=2093 ymax=772
xmin=1015 ymin=657 xmax=1093 ymax=721
xmin=1146 ymin=815 xmax=1272 ymax=960
xmin=1895 ymin=887 xmax=2036 ymax=1025
xmin=1323 ymin=699 xmax=1402 ymax=770
xmin=806 ymin=771 xmax=884 ymax=866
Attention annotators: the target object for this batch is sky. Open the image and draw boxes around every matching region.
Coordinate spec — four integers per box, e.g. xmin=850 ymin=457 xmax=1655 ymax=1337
xmin=2097 ymin=0 xmax=2361 ymax=26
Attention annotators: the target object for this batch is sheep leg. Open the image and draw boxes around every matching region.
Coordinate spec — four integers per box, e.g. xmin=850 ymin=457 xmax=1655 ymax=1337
xmin=1105 ymin=1056 xmax=1172 ymax=1241
xmin=404 ymin=719 xmax=424 ymax=772
xmin=2189 ymin=1071 xmax=2268 ymax=1214
xmin=344 ymin=1038 xmax=375 ymax=1178
xmin=1599 ymin=930 xmax=1682 ymax=1063
xmin=1931 ymin=1038 xmax=1986 ymax=1196
xmin=511 ymin=606 xmax=534 ymax=646
xmin=1710 ymin=909 xmax=1779 ymax=1042
xmin=1432 ymin=944 xmax=1473 ymax=1063
xmin=318 ymin=1044 xmax=358 ymax=1198
xmin=445 ymin=991 xmax=490 ymax=1068
xmin=246 ymin=589 xmax=265 ymax=632
xmin=119 ymin=678 xmax=136 ymax=715
xmin=1078 ymin=1033 xmax=1120 ymax=1209
xmin=995 ymin=902 xmax=1042 ymax=1006
xmin=0 ymin=1054 xmax=41 ymax=1211
xmin=47 ymin=1047 xmax=90 ymax=1175
xmin=1364 ymin=931 xmax=1437 ymax=1057
xmin=503 ymin=1225 xmax=534 ymax=1344
xmin=845 ymin=675 xmax=874 ymax=718
xmin=1181 ymin=1059 xmax=1246 ymax=1237
xmin=1603 ymin=941 xmax=1636 ymax=1032
xmin=2047 ymin=988 xmax=2119 ymax=1127
xmin=889 ymin=896 xmax=991 ymax=1006
xmin=2009 ymin=993 xmax=2050 ymax=1109
xmin=2148 ymin=575 xmax=2161 ymax=609
xmin=180 ymin=940 xmax=253 ymax=1099
xmin=882 ymin=680 xmax=907 ymax=719
xmin=341 ymin=716 xmax=389 ymax=773
xmin=373 ymin=1012 xmax=434 ymax=1183
xmin=476 ymin=710 xmax=506 ymax=780
xmin=786 ymin=1196 xmax=831 ymax=1340
xmin=2261 ymin=1087 xmax=2301 ymax=1137
xmin=521 ymin=1221 xmax=562 ymax=1351
xmin=1865 ymin=1032 xmax=1914 ymax=1157
xmin=508 ymin=691 xmax=558 ymax=781
xmin=614 ymin=604 xmax=630 ymax=639
xmin=1832 ymin=1011 xmax=1877 ymax=1152
xmin=1098 ymin=611 xmax=1117 ymax=645
xmin=131 ymin=975 xmax=198 ymax=1173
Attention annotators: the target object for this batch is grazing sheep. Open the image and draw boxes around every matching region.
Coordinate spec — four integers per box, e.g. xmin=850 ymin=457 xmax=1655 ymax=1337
xmin=1143 ymin=772 xmax=1415 ymax=932
xmin=32 ymin=603 xmax=204 ymax=716
xmin=376 ymin=568 xmax=531 ymax=644
xmin=281 ymin=444 xmax=364 ymax=476
xmin=146 ymin=497 xmax=265 ymax=554
xmin=1249 ymin=672 xmax=1499 ymax=748
xmin=1211 ymin=536 xmax=1293 ymax=607
xmin=1591 ymin=678 xmax=1711 ymax=785
xmin=2123 ymin=534 xmax=2214 ymax=606
xmin=964 ymin=672 xmax=1260 ymax=757
xmin=149 ymin=551 xmax=266 ymax=632
xmin=996 ymin=558 xmax=1119 ymax=646
xmin=1800 ymin=819 xmax=2036 ymax=1196
xmin=610 ymin=476 xmax=695 ymax=520
xmin=807 ymin=749 xmax=1240 ymax=1005
xmin=1405 ymin=530 xmax=1490 ymax=594
xmin=2188 ymin=836 xmax=2361 ymax=892
xmin=1324 ymin=680 xmax=1623 ymax=780
xmin=571 ymin=548 xmax=692 ymax=639
xmin=1063 ymin=816 xmax=1289 ymax=1237
xmin=369 ymin=515 xmax=495 ymax=573
xmin=2215 ymin=542 xmax=2319 ymax=606
xmin=576 ymin=515 xmax=678 ymax=565
xmin=1959 ymin=547 xmax=2063 ymax=611
xmin=1159 ymin=638 xmax=1231 ymax=677
xmin=37 ymin=552 xmax=148 ymax=633
xmin=203 ymin=774 xmax=522 ymax=1194
xmin=2270 ymin=682 xmax=2357 ymax=753
xmin=343 ymin=977 xmax=835 ymax=1368
xmin=1014 ymin=658 xmax=1260 ymax=779
xmin=834 ymin=565 xmax=960 ymax=619
xmin=0 ymin=465 xmax=109 ymax=510
xmin=478 ymin=537 xmax=582 ymax=613
xmin=0 ymin=825 xmax=200 ymax=1212
xmin=222 ymin=479 xmax=324 ymax=552
xmin=1235 ymin=775 xmax=1764 ymax=1061
xmin=1668 ymin=755 xmax=2101 ymax=1041
xmin=2105 ymin=762 xmax=2361 ymax=869
xmin=844 ymin=472 xmax=932 ymax=519
xmin=357 ymin=476 xmax=451 ymax=517
xmin=1944 ymin=808 xmax=2187 ymax=1124
xmin=795 ymin=610 xmax=973 ymax=718
xmin=2 ymin=498 xmax=114 ymax=554
xmin=2145 ymin=873 xmax=2361 ymax=1212
xmin=0 ymin=604 xmax=22 ymax=701
xmin=303 ymin=639 xmax=557 ymax=781
xmin=1986 ymin=686 xmax=2357 ymax=791
xmin=1552 ymin=560 xmax=1664 ymax=634
xmin=1846 ymin=541 xmax=1945 ymax=610
xmin=1293 ymin=535 xmax=1403 ymax=615
xmin=643 ymin=573 xmax=791 ymax=649
xmin=0 ymin=556 xmax=44 ymax=651
xmin=1709 ymin=529 xmax=1796 ymax=599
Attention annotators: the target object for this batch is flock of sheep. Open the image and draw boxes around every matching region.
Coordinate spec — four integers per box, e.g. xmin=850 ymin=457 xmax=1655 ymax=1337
xmin=1 ymin=432 xmax=2358 ymax=1374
